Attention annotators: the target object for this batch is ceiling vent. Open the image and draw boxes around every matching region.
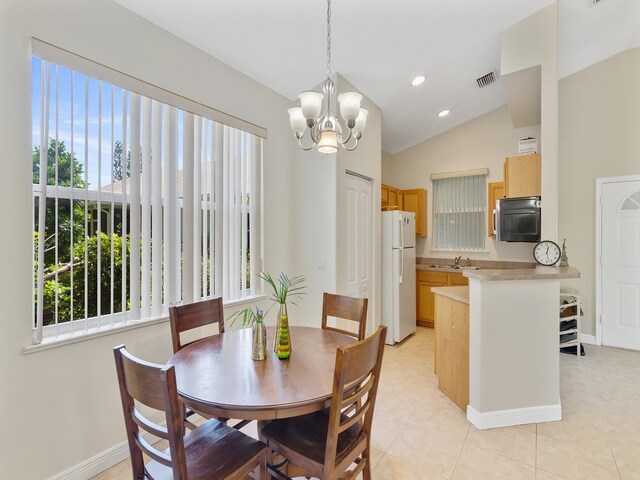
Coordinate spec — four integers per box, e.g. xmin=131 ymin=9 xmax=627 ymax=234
xmin=476 ymin=70 xmax=498 ymax=88
xmin=589 ymin=0 xmax=604 ymax=6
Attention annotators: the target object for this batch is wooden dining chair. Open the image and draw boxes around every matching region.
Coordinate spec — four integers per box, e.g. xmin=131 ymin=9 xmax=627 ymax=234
xmin=259 ymin=325 xmax=387 ymax=480
xmin=321 ymin=292 xmax=369 ymax=341
xmin=169 ymin=297 xmax=225 ymax=354
xmin=113 ymin=345 xmax=266 ymax=480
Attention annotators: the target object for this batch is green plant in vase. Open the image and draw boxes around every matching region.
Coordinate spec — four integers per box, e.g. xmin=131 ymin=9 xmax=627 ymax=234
xmin=259 ymin=271 xmax=306 ymax=359
xmin=229 ymin=305 xmax=267 ymax=361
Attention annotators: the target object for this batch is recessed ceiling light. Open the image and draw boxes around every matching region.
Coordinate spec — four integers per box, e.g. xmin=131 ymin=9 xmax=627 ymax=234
xmin=437 ymin=109 xmax=450 ymax=118
xmin=411 ymin=75 xmax=426 ymax=87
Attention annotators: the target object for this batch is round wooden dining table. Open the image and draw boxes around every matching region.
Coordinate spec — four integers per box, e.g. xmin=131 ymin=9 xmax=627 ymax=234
xmin=167 ymin=326 xmax=356 ymax=421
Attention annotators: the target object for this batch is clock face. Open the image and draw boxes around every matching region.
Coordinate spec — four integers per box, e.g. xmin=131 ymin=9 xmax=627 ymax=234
xmin=533 ymin=241 xmax=561 ymax=266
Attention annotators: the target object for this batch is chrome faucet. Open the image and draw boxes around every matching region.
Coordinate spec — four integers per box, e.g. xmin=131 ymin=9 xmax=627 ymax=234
xmin=454 ymin=256 xmax=462 ymax=267
xmin=466 ymin=257 xmax=471 ymax=267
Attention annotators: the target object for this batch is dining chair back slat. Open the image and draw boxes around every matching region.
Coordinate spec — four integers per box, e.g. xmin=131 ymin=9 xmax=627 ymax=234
xmin=169 ymin=297 xmax=225 ymax=353
xmin=321 ymin=292 xmax=368 ymax=341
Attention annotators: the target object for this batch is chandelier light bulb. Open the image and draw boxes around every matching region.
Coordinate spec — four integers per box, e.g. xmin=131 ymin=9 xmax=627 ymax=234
xmin=299 ymin=91 xmax=324 ymax=120
xmin=411 ymin=75 xmax=426 ymax=86
xmin=337 ymin=92 xmax=363 ymax=122
xmin=317 ymin=129 xmax=338 ymax=154
xmin=288 ymin=107 xmax=307 ymax=134
xmin=353 ymin=109 xmax=369 ymax=134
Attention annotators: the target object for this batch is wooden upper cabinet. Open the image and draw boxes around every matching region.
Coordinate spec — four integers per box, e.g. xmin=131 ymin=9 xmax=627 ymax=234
xmin=487 ymin=182 xmax=505 ymax=237
xmin=397 ymin=190 xmax=404 ymax=211
xmin=388 ymin=187 xmax=398 ymax=208
xmin=381 ymin=184 xmax=390 ymax=206
xmin=504 ymin=153 xmax=541 ymax=198
xmin=403 ymin=188 xmax=428 ymax=237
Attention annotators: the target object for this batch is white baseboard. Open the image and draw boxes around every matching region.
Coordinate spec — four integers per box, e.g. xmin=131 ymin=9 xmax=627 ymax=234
xmin=580 ymin=333 xmax=597 ymax=345
xmin=46 ymin=424 xmax=165 ymax=480
xmin=467 ymin=403 xmax=561 ymax=430
xmin=47 ymin=441 xmax=130 ymax=480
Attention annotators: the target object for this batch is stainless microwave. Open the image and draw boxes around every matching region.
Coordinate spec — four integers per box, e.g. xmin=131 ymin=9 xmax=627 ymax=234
xmin=494 ymin=196 xmax=541 ymax=242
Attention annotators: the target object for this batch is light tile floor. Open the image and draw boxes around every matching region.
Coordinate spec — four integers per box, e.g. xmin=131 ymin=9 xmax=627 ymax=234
xmin=94 ymin=327 xmax=640 ymax=480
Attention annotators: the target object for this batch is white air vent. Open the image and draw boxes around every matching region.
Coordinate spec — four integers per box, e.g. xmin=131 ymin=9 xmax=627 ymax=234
xmin=476 ymin=70 xmax=498 ymax=88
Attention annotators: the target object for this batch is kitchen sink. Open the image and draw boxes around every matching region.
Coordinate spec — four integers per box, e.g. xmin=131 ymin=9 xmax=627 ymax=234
xmin=427 ymin=264 xmax=480 ymax=270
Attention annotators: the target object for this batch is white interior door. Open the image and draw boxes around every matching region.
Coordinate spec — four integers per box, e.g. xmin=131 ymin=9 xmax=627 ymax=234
xmin=346 ymin=173 xmax=372 ymax=332
xmin=601 ymin=179 xmax=640 ymax=350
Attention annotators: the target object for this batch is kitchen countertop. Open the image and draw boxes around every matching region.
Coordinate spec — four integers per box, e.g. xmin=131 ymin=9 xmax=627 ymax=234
xmin=463 ymin=266 xmax=580 ymax=282
xmin=416 ymin=264 xmax=480 ymax=273
xmin=431 ymin=286 xmax=469 ymax=304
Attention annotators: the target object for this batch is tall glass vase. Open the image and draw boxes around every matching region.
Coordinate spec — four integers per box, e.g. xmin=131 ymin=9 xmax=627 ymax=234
xmin=273 ymin=303 xmax=291 ymax=359
xmin=251 ymin=309 xmax=266 ymax=361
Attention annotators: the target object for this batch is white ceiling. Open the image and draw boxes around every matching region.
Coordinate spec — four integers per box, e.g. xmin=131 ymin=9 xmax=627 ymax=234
xmin=113 ymin=0 xmax=640 ymax=154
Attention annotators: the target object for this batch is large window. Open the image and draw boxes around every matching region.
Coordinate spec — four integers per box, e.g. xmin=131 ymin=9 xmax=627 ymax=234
xmin=31 ymin=42 xmax=264 ymax=344
xmin=432 ymin=170 xmax=487 ymax=251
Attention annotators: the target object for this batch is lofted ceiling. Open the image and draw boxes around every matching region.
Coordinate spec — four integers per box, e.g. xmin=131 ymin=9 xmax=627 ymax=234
xmin=113 ymin=0 xmax=640 ymax=154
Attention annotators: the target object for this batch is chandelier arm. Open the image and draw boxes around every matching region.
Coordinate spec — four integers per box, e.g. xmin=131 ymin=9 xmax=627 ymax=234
xmin=342 ymin=136 xmax=359 ymax=152
xmin=309 ymin=124 xmax=322 ymax=144
xmin=296 ymin=133 xmax=316 ymax=151
xmin=339 ymin=127 xmax=353 ymax=146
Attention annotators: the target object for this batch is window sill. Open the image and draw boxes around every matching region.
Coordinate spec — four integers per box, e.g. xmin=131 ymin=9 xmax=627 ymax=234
xmin=23 ymin=294 xmax=268 ymax=355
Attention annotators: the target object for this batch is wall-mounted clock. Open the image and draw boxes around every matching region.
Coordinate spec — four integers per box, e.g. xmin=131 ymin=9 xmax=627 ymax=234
xmin=533 ymin=240 xmax=561 ymax=266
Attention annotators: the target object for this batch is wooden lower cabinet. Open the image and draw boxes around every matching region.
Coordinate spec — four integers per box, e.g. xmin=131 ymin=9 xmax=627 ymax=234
xmin=416 ymin=270 xmax=468 ymax=328
xmin=434 ymin=293 xmax=469 ymax=412
xmin=448 ymin=273 xmax=469 ymax=286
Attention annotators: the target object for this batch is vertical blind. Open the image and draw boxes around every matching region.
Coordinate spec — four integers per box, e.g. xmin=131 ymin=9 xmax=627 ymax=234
xmin=31 ymin=51 xmax=263 ymax=344
xmin=432 ymin=174 xmax=487 ymax=251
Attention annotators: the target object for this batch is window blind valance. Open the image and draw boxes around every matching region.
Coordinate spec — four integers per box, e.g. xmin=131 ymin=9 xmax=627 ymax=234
xmin=431 ymin=168 xmax=489 ymax=181
xmin=32 ymin=38 xmax=267 ymax=139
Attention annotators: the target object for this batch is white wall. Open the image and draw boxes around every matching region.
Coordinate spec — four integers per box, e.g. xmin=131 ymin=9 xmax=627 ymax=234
xmin=292 ymin=74 xmax=382 ymax=331
xmin=558 ymin=48 xmax=640 ymax=337
xmin=381 ymin=105 xmax=540 ymax=261
xmin=0 ymin=0 xmax=297 ymax=478
xmin=501 ymin=2 xmax=559 ymax=242
xmin=335 ymin=75 xmax=383 ymax=333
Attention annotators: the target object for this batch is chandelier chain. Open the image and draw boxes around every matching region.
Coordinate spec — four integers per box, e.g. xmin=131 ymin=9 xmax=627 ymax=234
xmin=326 ymin=0 xmax=332 ymax=79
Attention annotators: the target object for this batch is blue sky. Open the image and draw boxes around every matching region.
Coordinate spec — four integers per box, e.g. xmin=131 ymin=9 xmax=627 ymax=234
xmin=32 ymin=56 xmax=187 ymax=190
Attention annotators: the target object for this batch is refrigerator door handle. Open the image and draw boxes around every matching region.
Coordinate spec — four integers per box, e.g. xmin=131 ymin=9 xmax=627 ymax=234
xmin=492 ymin=209 xmax=497 ymax=236
xmin=399 ymin=248 xmax=404 ymax=284
xmin=399 ymin=215 xmax=404 ymax=249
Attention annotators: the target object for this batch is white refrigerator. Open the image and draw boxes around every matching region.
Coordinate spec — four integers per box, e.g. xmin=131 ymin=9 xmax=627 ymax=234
xmin=381 ymin=211 xmax=416 ymax=345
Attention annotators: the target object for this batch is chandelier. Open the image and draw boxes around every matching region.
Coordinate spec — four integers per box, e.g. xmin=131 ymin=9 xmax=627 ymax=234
xmin=287 ymin=0 xmax=368 ymax=154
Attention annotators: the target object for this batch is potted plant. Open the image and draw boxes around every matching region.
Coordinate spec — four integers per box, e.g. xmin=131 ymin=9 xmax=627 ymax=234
xmin=229 ymin=271 xmax=306 ymax=359
xmin=258 ymin=271 xmax=306 ymax=359
xmin=229 ymin=305 xmax=267 ymax=361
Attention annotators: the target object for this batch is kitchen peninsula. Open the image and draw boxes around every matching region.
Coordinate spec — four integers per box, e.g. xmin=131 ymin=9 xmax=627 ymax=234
xmin=432 ymin=266 xmax=580 ymax=430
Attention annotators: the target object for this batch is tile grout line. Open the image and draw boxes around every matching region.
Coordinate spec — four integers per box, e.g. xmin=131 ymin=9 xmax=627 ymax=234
xmin=583 ymin=348 xmax=625 ymax=480
xmin=449 ymin=422 xmax=471 ymax=479
xmin=534 ymin=421 xmax=538 ymax=479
